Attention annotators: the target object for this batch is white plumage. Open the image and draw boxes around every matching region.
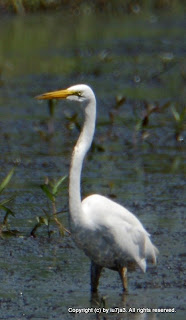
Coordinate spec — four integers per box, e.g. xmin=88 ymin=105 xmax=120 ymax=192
xmin=37 ymin=84 xmax=158 ymax=292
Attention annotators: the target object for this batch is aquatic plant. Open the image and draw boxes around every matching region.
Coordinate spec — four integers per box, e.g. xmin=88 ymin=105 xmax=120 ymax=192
xmin=0 ymin=168 xmax=17 ymax=238
xmin=132 ymin=100 xmax=172 ymax=144
xmin=31 ymin=175 xmax=70 ymax=238
xmin=109 ymin=94 xmax=126 ymax=124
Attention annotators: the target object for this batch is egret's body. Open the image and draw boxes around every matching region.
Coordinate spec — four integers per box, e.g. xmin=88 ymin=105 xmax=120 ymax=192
xmin=37 ymin=84 xmax=158 ymax=292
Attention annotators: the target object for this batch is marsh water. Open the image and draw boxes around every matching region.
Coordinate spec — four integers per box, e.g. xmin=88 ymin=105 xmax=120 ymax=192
xmin=0 ymin=7 xmax=185 ymax=320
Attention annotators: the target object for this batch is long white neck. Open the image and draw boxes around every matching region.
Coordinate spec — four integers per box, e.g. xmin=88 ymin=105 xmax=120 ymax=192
xmin=69 ymin=97 xmax=96 ymax=227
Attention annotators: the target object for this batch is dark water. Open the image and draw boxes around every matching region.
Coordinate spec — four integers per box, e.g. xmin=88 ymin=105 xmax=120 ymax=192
xmin=0 ymin=8 xmax=185 ymax=320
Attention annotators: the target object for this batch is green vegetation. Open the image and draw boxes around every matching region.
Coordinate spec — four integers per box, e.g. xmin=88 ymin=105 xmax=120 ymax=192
xmin=0 ymin=96 xmax=184 ymax=239
xmin=0 ymin=0 xmax=184 ymax=239
xmin=172 ymin=106 xmax=186 ymax=142
xmin=0 ymin=0 xmax=184 ymax=15
xmin=31 ymin=175 xmax=70 ymax=238
xmin=0 ymin=168 xmax=17 ymax=238
xmin=0 ymin=168 xmax=69 ymax=238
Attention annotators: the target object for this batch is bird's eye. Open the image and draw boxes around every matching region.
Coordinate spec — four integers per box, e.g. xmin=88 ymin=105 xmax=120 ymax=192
xmin=76 ymin=91 xmax=82 ymax=97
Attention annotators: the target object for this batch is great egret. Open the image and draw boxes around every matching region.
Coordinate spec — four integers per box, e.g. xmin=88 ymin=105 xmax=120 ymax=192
xmin=36 ymin=84 xmax=158 ymax=293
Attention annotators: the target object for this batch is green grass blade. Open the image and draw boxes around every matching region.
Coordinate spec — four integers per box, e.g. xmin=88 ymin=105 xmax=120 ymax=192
xmin=172 ymin=107 xmax=180 ymax=122
xmin=52 ymin=175 xmax=67 ymax=196
xmin=0 ymin=196 xmax=15 ymax=206
xmin=0 ymin=168 xmax=15 ymax=194
xmin=40 ymin=184 xmax=54 ymax=202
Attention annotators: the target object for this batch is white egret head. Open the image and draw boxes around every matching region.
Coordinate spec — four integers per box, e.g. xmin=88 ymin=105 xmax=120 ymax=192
xmin=36 ymin=84 xmax=95 ymax=105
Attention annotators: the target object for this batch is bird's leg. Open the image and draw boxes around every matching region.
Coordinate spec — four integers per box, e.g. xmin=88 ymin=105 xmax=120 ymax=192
xmin=118 ymin=267 xmax=128 ymax=292
xmin=91 ymin=261 xmax=103 ymax=293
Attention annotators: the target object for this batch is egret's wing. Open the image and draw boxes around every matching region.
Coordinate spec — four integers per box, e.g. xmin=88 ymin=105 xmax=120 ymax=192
xmin=82 ymin=194 xmax=149 ymax=234
xmin=106 ymin=217 xmax=147 ymax=271
xmin=82 ymin=195 xmax=147 ymax=270
xmin=82 ymin=194 xmax=157 ymax=270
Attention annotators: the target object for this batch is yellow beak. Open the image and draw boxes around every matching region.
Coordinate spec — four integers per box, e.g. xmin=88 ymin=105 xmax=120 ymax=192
xmin=36 ymin=88 xmax=74 ymax=100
